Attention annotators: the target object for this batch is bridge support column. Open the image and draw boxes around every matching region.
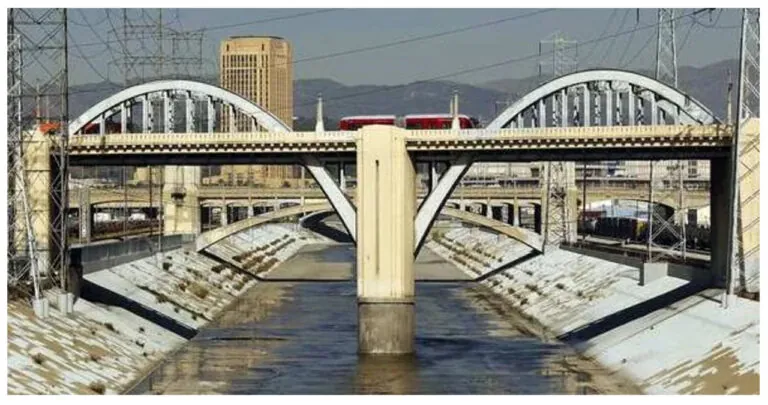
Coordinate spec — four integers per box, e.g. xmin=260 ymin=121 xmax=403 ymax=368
xmin=710 ymin=119 xmax=760 ymax=293
xmin=17 ymin=130 xmax=57 ymax=279
xmin=533 ymin=204 xmax=542 ymax=234
xmin=485 ymin=199 xmax=493 ymax=220
xmin=163 ymin=166 xmax=200 ymax=235
xmin=357 ymin=126 xmax=415 ymax=355
xmin=339 ymin=163 xmax=347 ymax=191
xmin=513 ymin=204 xmax=521 ymax=227
xmin=220 ymin=203 xmax=228 ymax=226
xmin=247 ymin=204 xmax=254 ymax=218
xmin=78 ymin=190 xmax=92 ymax=243
xmin=429 ymin=161 xmax=439 ymax=191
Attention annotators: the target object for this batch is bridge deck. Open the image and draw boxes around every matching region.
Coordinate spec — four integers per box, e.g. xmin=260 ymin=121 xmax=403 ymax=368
xmin=67 ymin=124 xmax=737 ymax=166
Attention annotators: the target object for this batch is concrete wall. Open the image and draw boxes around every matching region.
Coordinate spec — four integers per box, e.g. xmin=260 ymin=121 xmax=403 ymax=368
xmin=427 ymin=227 xmax=759 ymax=394
xmin=71 ymin=234 xmax=195 ymax=275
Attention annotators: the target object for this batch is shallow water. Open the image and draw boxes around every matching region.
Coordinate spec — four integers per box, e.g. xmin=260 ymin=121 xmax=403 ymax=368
xmin=143 ymin=244 xmax=637 ymax=395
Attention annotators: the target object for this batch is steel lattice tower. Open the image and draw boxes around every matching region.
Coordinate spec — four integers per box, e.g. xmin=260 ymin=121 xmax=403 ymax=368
xmin=647 ymin=8 xmax=687 ymax=263
xmin=655 ymin=9 xmax=678 ymax=88
xmin=7 ymin=9 xmax=69 ymax=302
xmin=724 ymin=8 xmax=760 ymax=301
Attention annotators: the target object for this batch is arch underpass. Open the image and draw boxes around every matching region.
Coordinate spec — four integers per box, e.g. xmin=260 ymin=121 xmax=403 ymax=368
xmin=195 ymin=203 xmax=544 ymax=253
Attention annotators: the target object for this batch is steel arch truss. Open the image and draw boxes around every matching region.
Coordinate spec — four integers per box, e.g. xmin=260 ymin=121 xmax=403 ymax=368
xmin=69 ymin=80 xmax=357 ymax=242
xmin=69 ymin=80 xmax=291 ymax=135
xmin=415 ymin=69 xmax=719 ymax=255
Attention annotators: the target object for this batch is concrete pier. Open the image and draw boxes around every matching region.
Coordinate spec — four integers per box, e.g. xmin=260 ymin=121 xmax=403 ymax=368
xmin=163 ymin=166 xmax=200 ymax=235
xmin=356 ymin=125 xmax=415 ymax=354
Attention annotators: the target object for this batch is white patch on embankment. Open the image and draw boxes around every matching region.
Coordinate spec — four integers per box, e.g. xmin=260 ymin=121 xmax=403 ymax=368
xmin=9 ymin=224 xmax=327 ymax=395
xmin=426 ymin=226 xmax=760 ymax=394
xmin=7 ymin=295 xmax=184 ymax=395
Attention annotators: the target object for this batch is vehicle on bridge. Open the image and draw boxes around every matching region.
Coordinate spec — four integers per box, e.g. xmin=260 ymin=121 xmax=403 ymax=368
xmin=339 ymin=114 xmax=479 ymax=130
xmin=339 ymin=115 xmax=397 ymax=130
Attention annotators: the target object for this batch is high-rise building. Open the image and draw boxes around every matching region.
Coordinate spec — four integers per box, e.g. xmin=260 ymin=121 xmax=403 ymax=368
xmin=217 ymin=36 xmax=298 ymax=186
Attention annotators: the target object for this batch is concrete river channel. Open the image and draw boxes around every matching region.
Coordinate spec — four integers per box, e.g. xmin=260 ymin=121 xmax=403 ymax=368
xmin=131 ymin=243 xmax=640 ymax=394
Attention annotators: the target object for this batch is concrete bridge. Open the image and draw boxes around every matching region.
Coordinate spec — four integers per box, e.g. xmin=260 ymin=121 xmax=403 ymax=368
xmin=70 ymin=184 xmax=713 ymax=210
xmin=17 ymin=69 xmax=758 ymax=355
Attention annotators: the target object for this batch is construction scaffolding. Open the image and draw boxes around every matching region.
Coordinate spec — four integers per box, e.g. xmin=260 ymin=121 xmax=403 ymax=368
xmin=7 ymin=9 xmax=70 ymax=306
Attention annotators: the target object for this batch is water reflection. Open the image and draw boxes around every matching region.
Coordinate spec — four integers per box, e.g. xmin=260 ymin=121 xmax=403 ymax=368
xmin=141 ymin=245 xmax=638 ymax=395
xmin=355 ymin=355 xmax=419 ymax=394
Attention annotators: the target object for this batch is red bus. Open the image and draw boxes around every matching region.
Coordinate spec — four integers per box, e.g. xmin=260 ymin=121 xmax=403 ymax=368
xmin=339 ymin=114 xmax=479 ymax=130
xmin=339 ymin=115 xmax=396 ymax=130
xmin=404 ymin=114 xmax=478 ymax=129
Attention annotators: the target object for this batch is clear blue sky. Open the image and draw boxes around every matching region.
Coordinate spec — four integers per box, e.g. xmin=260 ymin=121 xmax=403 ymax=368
xmin=68 ymin=8 xmax=744 ymax=86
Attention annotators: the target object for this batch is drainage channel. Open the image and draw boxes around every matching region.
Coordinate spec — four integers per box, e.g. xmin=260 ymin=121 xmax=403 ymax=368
xmin=131 ymin=244 xmax=640 ymax=395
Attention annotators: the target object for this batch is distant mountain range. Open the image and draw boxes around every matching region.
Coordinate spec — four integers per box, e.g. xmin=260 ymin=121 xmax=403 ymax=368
xmin=69 ymin=58 xmax=738 ymax=129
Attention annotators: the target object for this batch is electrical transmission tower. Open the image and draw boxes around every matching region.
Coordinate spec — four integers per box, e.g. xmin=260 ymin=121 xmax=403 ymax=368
xmin=647 ymin=8 xmax=687 ymax=263
xmin=655 ymin=9 xmax=678 ymax=87
xmin=538 ymin=31 xmax=579 ymax=82
xmin=537 ymin=32 xmax=579 ymax=250
xmin=7 ymin=9 xmax=70 ymax=311
xmin=108 ymin=9 xmax=203 ymax=85
xmin=724 ymin=8 xmax=760 ymax=300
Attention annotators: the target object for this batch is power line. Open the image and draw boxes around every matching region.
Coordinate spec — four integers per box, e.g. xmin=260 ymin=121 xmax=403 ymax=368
xmin=617 ymin=12 xmax=640 ymax=67
xmin=292 ymin=9 xmax=555 ymax=65
xmin=619 ymin=30 xmax=655 ymax=69
xmin=598 ymin=9 xmax=631 ymax=66
xmin=68 ymin=9 xmax=554 ymax=92
xmin=73 ymin=9 xmax=345 ymax=48
xmin=293 ymin=8 xmax=712 ymax=112
xmin=68 ymin=7 xmax=709 ymax=110
xmin=581 ymin=9 xmax=618 ymax=63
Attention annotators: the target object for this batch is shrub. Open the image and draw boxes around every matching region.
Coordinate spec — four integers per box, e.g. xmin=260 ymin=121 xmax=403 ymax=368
xmin=89 ymin=381 xmax=106 ymax=395
xmin=89 ymin=352 xmax=102 ymax=362
xmin=31 ymin=352 xmax=45 ymax=365
xmin=188 ymin=283 xmax=209 ymax=300
xmin=555 ymin=283 xmax=565 ymax=290
xmin=103 ymin=322 xmax=116 ymax=333
xmin=162 ymin=262 xmax=172 ymax=271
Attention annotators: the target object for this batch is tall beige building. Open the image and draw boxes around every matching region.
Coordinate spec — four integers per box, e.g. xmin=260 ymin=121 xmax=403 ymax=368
xmin=217 ymin=36 xmax=298 ymax=186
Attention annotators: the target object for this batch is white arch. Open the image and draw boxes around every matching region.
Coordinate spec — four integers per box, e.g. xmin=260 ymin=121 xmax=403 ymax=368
xmin=70 ymin=80 xmax=358 ymax=243
xmin=414 ymin=69 xmax=720 ymax=255
xmin=68 ymin=80 xmax=291 ymax=135
xmin=487 ymin=69 xmax=719 ymax=129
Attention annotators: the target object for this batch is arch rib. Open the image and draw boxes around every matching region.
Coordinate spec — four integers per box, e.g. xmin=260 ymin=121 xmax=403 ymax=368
xmin=68 ymin=80 xmax=290 ymax=135
xmin=488 ymin=69 xmax=719 ymax=130
xmin=414 ymin=69 xmax=720 ymax=257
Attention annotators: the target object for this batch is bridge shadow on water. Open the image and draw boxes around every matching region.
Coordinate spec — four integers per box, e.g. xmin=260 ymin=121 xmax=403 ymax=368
xmin=196 ymin=281 xmax=597 ymax=395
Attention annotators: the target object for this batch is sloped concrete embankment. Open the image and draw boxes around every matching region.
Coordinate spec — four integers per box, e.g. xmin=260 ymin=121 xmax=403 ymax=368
xmin=426 ymin=227 xmax=759 ymax=395
xmin=7 ymin=224 xmax=327 ymax=395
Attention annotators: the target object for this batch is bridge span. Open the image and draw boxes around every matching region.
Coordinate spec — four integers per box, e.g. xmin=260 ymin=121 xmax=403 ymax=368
xmin=15 ymin=71 xmax=758 ymax=355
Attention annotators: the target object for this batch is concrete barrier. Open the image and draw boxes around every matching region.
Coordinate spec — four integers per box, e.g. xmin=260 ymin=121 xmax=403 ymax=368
xmin=71 ymin=234 xmax=195 ymax=275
